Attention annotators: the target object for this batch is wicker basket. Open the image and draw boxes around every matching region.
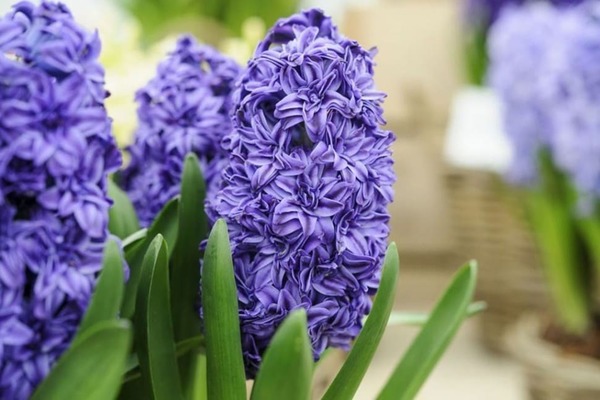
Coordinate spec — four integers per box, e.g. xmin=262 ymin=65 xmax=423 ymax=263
xmin=444 ymin=167 xmax=548 ymax=353
xmin=512 ymin=316 xmax=600 ymax=400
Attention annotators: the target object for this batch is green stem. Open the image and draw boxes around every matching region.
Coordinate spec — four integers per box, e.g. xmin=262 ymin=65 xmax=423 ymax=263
xmin=574 ymin=213 xmax=600 ymax=316
xmin=528 ymin=192 xmax=589 ymax=334
xmin=463 ymin=26 xmax=488 ymax=86
xmin=528 ymin=151 xmax=590 ymax=334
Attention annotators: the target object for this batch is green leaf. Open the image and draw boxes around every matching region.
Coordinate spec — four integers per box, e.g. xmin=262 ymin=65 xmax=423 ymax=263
xmin=108 ymin=178 xmax=141 ymax=239
xmin=377 ymin=261 xmax=478 ymax=400
xmin=322 ymin=243 xmax=400 ymax=400
xmin=202 ymin=219 xmax=246 ymax=400
xmin=172 ymin=153 xmax=207 ymax=341
xmin=251 ymin=309 xmax=313 ymax=400
xmin=170 ymin=154 xmax=207 ymax=398
xmin=192 ymin=354 xmax=208 ymax=400
xmin=121 ymin=198 xmax=179 ymax=319
xmin=530 ymin=150 xmax=589 ymax=334
xmin=73 ymin=238 xmax=125 ymax=345
xmin=31 ymin=320 xmax=132 ymax=400
xmin=123 ymin=228 xmax=148 ymax=250
xmin=134 ymin=234 xmax=184 ymax=400
xmin=386 ymin=301 xmax=486 ymax=326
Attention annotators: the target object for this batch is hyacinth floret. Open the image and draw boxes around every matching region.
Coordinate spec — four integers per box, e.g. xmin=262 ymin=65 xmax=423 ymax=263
xmin=487 ymin=3 xmax=560 ymax=186
xmin=0 ymin=2 xmax=120 ymax=398
xmin=121 ymin=35 xmax=242 ymax=227
xmin=208 ymin=9 xmax=395 ymax=376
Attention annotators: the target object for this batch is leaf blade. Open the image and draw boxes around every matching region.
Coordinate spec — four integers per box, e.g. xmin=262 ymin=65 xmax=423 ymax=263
xmin=202 ymin=219 xmax=246 ymax=400
xmin=386 ymin=301 xmax=486 ymax=327
xmin=172 ymin=153 xmax=207 ymax=341
xmin=31 ymin=320 xmax=132 ymax=400
xmin=121 ymin=198 xmax=179 ymax=319
xmin=377 ymin=261 xmax=478 ymax=400
xmin=170 ymin=154 xmax=207 ymax=398
xmin=134 ymin=234 xmax=184 ymax=400
xmin=251 ymin=309 xmax=313 ymax=400
xmin=73 ymin=238 xmax=125 ymax=344
xmin=108 ymin=178 xmax=140 ymax=239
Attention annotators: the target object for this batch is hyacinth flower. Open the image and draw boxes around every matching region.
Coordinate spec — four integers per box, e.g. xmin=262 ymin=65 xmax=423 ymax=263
xmin=0 ymin=1 xmax=123 ymax=398
xmin=544 ymin=3 xmax=600 ymax=202
xmin=539 ymin=2 xmax=600 ymax=334
xmin=206 ymin=8 xmax=396 ymax=376
xmin=120 ymin=36 xmax=242 ymax=227
xmin=488 ymin=2 xmax=599 ymax=336
xmin=487 ymin=3 xmax=560 ymax=186
xmin=461 ymin=0 xmax=584 ymax=85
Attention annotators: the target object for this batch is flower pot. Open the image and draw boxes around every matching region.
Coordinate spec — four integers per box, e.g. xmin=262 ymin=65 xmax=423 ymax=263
xmin=511 ymin=316 xmax=600 ymax=400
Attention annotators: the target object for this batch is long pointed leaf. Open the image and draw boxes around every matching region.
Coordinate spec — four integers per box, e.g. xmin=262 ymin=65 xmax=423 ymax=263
xmin=108 ymin=178 xmax=141 ymax=239
xmin=73 ymin=238 xmax=125 ymax=345
xmin=171 ymin=154 xmax=207 ymax=397
xmin=377 ymin=261 xmax=478 ymax=400
xmin=322 ymin=243 xmax=400 ymax=400
xmin=31 ymin=320 xmax=132 ymax=400
xmin=251 ymin=310 xmax=313 ymax=400
xmin=135 ymin=234 xmax=184 ymax=400
xmin=122 ymin=198 xmax=179 ymax=319
xmin=531 ymin=150 xmax=588 ymax=333
xmin=202 ymin=219 xmax=246 ymax=400
xmin=172 ymin=153 xmax=207 ymax=340
xmin=386 ymin=301 xmax=486 ymax=326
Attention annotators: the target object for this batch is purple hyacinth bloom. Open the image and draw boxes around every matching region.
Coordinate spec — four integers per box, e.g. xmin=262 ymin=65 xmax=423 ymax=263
xmin=120 ymin=36 xmax=242 ymax=227
xmin=207 ymin=9 xmax=395 ymax=376
xmin=542 ymin=3 xmax=600 ymax=201
xmin=0 ymin=2 xmax=120 ymax=398
xmin=487 ymin=3 xmax=561 ymax=186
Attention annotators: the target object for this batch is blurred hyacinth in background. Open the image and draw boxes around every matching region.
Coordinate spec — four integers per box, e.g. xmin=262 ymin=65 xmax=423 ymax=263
xmin=462 ymin=0 xmax=585 ymax=85
xmin=544 ymin=2 xmax=600 ymax=203
xmin=207 ymin=9 xmax=395 ymax=375
xmin=487 ymin=3 xmax=559 ymax=186
xmin=488 ymin=0 xmax=600 ymax=338
xmin=120 ymin=36 xmax=241 ymax=227
xmin=0 ymin=1 xmax=120 ymax=398
xmin=489 ymin=1 xmax=600 ymax=205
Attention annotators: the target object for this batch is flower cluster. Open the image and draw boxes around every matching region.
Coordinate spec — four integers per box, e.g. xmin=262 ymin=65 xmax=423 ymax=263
xmin=120 ymin=36 xmax=242 ymax=227
xmin=543 ymin=3 xmax=600 ymax=200
xmin=487 ymin=3 xmax=560 ymax=185
xmin=0 ymin=2 xmax=120 ymax=398
xmin=207 ymin=9 xmax=395 ymax=375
